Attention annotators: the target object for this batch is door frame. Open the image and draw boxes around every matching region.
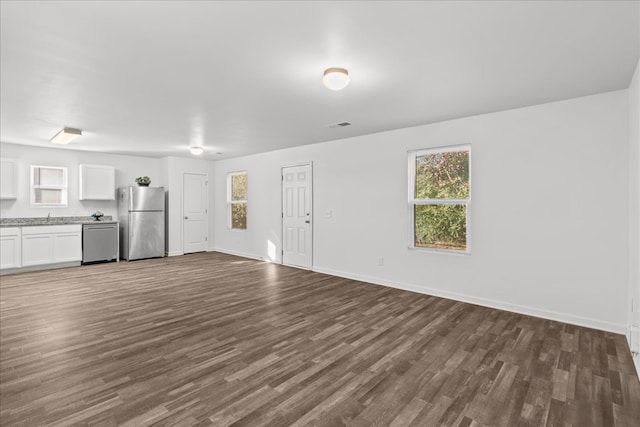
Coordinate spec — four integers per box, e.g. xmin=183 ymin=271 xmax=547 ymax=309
xmin=182 ymin=172 xmax=209 ymax=254
xmin=281 ymin=162 xmax=313 ymax=269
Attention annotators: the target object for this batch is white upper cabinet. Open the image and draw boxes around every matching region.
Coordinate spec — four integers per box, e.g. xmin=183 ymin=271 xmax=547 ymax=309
xmin=79 ymin=164 xmax=115 ymax=200
xmin=1 ymin=158 xmax=17 ymax=199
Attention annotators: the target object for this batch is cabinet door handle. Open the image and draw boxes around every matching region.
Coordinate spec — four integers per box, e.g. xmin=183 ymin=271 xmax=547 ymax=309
xmin=184 ymin=216 xmax=188 ymax=220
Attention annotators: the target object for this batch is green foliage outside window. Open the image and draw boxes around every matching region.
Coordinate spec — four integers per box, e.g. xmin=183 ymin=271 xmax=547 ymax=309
xmin=231 ymin=203 xmax=247 ymax=229
xmin=414 ymin=204 xmax=467 ymax=250
xmin=414 ymin=149 xmax=469 ymax=250
xmin=231 ymin=174 xmax=247 ymax=201
xmin=230 ymin=173 xmax=247 ymax=229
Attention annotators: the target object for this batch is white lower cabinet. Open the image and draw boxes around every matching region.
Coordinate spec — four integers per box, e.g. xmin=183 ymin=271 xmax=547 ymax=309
xmin=22 ymin=234 xmax=53 ymax=266
xmin=53 ymin=232 xmax=82 ymax=262
xmin=0 ymin=228 xmax=22 ymax=269
xmin=22 ymin=225 xmax=82 ymax=267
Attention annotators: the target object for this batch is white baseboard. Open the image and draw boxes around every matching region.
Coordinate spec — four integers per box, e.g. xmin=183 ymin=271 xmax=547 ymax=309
xmin=629 ymin=325 xmax=640 ymax=352
xmin=312 ymin=266 xmax=627 ymax=335
xmin=201 ymin=250 xmax=627 ymax=335
xmin=1 ymin=261 xmax=81 ymax=275
xmin=212 ymin=247 xmax=265 ymax=262
xmin=628 ymin=325 xmax=640 ymax=378
xmin=166 ymin=251 xmax=183 ymax=257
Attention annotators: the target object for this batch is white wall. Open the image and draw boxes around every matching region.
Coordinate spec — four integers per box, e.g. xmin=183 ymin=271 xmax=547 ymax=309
xmin=0 ymin=142 xmax=161 ymax=219
xmin=629 ymin=58 xmax=640 ymax=358
xmin=214 ymin=90 xmax=630 ymax=333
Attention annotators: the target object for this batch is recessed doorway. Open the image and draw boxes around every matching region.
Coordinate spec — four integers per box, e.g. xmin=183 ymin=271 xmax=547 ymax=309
xmin=183 ymin=173 xmax=208 ymax=254
xmin=281 ymin=163 xmax=312 ymax=269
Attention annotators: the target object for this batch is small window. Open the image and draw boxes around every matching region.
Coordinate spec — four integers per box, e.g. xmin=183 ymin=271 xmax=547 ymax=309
xmin=409 ymin=145 xmax=470 ymax=252
xmin=31 ymin=165 xmax=68 ymax=207
xmin=228 ymin=172 xmax=247 ymax=229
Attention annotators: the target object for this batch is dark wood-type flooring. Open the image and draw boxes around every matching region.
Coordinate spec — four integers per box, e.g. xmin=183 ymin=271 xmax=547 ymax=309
xmin=1 ymin=252 xmax=639 ymax=426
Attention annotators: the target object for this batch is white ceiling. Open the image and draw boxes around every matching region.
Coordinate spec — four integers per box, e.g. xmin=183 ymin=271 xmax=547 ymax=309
xmin=1 ymin=1 xmax=639 ymax=160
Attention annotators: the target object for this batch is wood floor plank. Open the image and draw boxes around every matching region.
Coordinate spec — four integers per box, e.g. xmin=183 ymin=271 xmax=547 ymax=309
xmin=1 ymin=252 xmax=639 ymax=426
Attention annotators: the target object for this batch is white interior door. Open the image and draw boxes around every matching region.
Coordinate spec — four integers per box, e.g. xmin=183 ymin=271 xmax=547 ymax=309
xmin=183 ymin=173 xmax=208 ymax=254
xmin=282 ymin=164 xmax=312 ymax=269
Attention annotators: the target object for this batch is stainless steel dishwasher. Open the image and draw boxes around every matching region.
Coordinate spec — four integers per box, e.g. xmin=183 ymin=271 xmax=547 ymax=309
xmin=82 ymin=222 xmax=119 ymax=263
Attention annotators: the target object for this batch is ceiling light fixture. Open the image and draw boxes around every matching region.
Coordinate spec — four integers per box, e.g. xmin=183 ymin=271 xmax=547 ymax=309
xmin=322 ymin=67 xmax=350 ymax=91
xmin=51 ymin=127 xmax=82 ymax=145
xmin=190 ymin=146 xmax=203 ymax=155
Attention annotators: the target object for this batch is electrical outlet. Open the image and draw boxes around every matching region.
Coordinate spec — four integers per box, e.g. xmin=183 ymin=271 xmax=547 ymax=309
xmin=377 ymin=256 xmax=383 ymax=266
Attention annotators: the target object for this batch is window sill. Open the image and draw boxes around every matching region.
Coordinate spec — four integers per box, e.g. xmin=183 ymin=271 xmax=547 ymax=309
xmin=408 ymin=246 xmax=471 ymax=256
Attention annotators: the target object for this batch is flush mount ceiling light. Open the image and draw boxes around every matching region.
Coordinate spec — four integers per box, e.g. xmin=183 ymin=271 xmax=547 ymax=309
xmin=51 ymin=127 xmax=82 ymax=145
xmin=190 ymin=146 xmax=203 ymax=155
xmin=322 ymin=67 xmax=350 ymax=91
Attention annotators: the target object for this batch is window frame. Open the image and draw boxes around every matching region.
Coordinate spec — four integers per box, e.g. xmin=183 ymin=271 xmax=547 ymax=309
xmin=408 ymin=144 xmax=471 ymax=254
xmin=30 ymin=165 xmax=68 ymax=208
xmin=227 ymin=171 xmax=247 ymax=230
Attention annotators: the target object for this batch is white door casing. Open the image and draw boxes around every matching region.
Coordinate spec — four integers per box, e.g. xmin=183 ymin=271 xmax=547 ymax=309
xmin=282 ymin=164 xmax=312 ymax=269
xmin=183 ymin=173 xmax=208 ymax=254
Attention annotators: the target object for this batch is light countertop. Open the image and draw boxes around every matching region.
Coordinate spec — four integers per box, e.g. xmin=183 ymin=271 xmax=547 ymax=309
xmin=0 ymin=216 xmax=117 ymax=228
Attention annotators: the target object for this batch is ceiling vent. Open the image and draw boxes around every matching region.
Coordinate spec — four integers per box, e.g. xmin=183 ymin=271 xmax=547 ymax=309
xmin=327 ymin=122 xmax=351 ymax=128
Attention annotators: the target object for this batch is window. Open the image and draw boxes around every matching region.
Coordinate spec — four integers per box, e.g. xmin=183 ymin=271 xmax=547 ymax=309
xmin=409 ymin=145 xmax=470 ymax=252
xmin=228 ymin=172 xmax=247 ymax=229
xmin=31 ymin=165 xmax=68 ymax=207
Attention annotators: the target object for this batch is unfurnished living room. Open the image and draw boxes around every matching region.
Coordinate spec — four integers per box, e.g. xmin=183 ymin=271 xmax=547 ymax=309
xmin=1 ymin=1 xmax=639 ymax=426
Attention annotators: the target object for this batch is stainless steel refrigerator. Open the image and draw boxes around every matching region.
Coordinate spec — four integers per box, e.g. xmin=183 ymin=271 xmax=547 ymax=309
xmin=118 ymin=186 xmax=165 ymax=260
